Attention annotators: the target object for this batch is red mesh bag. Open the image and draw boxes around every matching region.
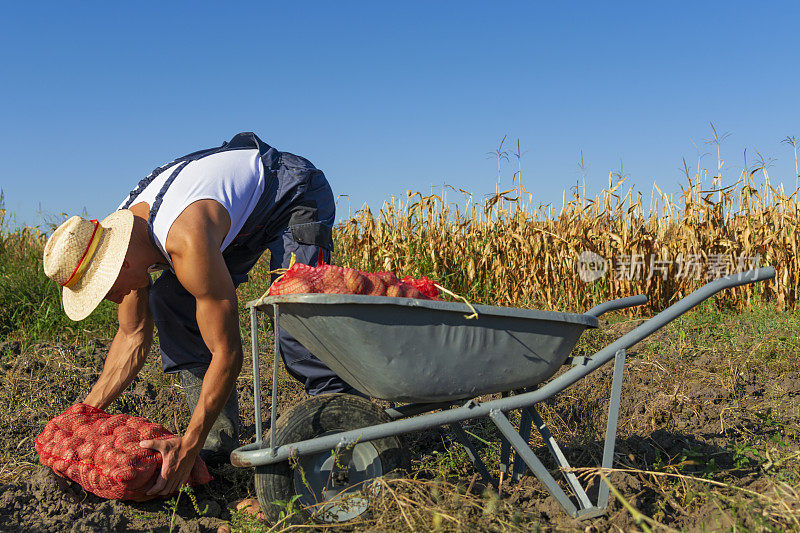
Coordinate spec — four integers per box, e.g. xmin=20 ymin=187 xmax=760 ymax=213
xmin=402 ymin=275 xmax=440 ymax=299
xmin=35 ymin=404 xmax=212 ymax=501
xmin=268 ymin=263 xmax=440 ymax=300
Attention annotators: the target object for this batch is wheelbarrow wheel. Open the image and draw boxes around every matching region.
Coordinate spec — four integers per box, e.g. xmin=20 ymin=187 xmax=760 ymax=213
xmin=254 ymin=393 xmax=409 ymax=524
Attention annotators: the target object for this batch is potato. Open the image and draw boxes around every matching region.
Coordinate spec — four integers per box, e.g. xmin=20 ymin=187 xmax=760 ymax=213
xmin=96 ymin=474 xmax=114 ymax=492
xmin=51 ymin=445 xmax=65 ymax=462
xmin=108 ymin=450 xmax=130 ymax=469
xmin=65 ymin=413 xmax=90 ymax=429
xmin=344 ymin=269 xmax=368 ymax=294
xmin=98 ymin=414 xmax=127 ymax=435
xmin=65 ymin=463 xmax=81 ymax=482
xmin=52 ymin=429 xmax=67 ymax=444
xmin=62 ymin=435 xmax=81 ymax=448
xmin=404 ymin=286 xmax=424 ymax=299
xmin=87 ymin=469 xmax=102 ymax=492
xmin=113 ymin=428 xmax=137 ymax=449
xmin=113 ymin=424 xmax=134 ymax=436
xmin=289 ymin=278 xmax=313 ymax=294
xmin=61 ymin=447 xmax=78 ymax=462
xmin=270 ymin=263 xmax=316 ymax=295
xmin=55 ymin=420 xmax=74 ymax=435
xmin=125 ymin=417 xmax=148 ymax=429
xmin=38 ymin=425 xmax=56 ymax=442
xmin=79 ymin=462 xmax=94 ymax=483
xmin=65 ymin=403 xmax=90 ymax=415
xmin=94 ymin=435 xmax=116 ymax=463
xmin=365 ymin=274 xmax=386 ymax=296
xmin=386 ymin=284 xmax=403 ymax=298
xmin=109 ymin=462 xmax=137 ymax=482
xmin=40 ymin=440 xmax=56 ymax=460
xmin=319 ymin=265 xmax=345 ymax=293
xmin=72 ymin=424 xmax=93 ymax=440
xmin=101 ymin=448 xmax=122 ymax=469
xmin=138 ymin=423 xmax=167 ymax=441
xmin=377 ymin=271 xmax=399 ymax=285
xmin=76 ymin=441 xmax=97 ymax=462
xmin=115 ymin=438 xmax=142 ymax=461
xmin=52 ymin=459 xmax=68 ymax=475
xmin=94 ymin=442 xmax=114 ymax=466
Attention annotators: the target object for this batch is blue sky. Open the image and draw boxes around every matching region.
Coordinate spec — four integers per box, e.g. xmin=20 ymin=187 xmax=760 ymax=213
xmin=2 ymin=1 xmax=799 ymax=227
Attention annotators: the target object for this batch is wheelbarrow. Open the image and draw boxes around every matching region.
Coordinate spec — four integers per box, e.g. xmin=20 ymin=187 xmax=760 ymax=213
xmin=231 ymin=266 xmax=774 ymax=522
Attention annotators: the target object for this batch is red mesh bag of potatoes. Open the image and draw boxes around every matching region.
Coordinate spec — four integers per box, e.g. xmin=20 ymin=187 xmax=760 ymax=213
xmin=401 ymin=275 xmax=440 ymax=299
xmin=35 ymin=403 xmax=212 ymax=501
xmin=268 ymin=263 xmax=440 ymax=300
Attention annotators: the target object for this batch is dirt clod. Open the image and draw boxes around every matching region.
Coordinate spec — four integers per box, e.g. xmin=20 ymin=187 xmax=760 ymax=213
xmin=0 ymin=467 xmax=129 ymax=532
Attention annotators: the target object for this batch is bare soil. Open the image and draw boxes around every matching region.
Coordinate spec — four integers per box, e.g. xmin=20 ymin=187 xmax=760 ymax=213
xmin=0 ymin=307 xmax=798 ymax=532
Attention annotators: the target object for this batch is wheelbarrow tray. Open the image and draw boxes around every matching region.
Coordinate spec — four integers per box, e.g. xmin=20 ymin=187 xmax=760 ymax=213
xmin=254 ymin=294 xmax=598 ymax=402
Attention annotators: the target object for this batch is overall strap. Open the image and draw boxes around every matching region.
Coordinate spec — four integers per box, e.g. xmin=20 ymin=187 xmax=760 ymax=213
xmin=145 ymin=145 xmax=228 ymax=250
xmin=120 ymin=145 xmax=223 ymax=210
xmin=147 ymin=159 xmax=194 ymax=243
xmin=135 ymin=133 xmax=267 ymax=261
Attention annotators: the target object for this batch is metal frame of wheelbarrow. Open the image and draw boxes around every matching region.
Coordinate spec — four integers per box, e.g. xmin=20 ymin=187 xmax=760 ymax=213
xmin=231 ymin=267 xmax=774 ymax=519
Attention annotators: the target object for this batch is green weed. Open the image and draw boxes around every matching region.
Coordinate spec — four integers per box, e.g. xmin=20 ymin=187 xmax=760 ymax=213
xmin=0 ymin=204 xmax=117 ymax=343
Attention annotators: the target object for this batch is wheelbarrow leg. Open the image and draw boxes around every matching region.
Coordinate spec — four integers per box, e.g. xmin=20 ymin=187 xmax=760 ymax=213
xmin=528 ymin=405 xmax=593 ymax=510
xmin=498 ymin=392 xmax=511 ymax=479
xmin=512 ymin=397 xmax=533 ymax=481
xmin=447 ymin=423 xmax=496 ymax=488
xmin=598 ymin=348 xmax=626 ymax=510
xmin=489 ymin=409 xmax=579 ymax=517
xmin=269 ymin=304 xmax=281 ymax=453
xmin=250 ymin=307 xmax=263 ymax=444
xmin=490 ymin=349 xmax=628 ymax=519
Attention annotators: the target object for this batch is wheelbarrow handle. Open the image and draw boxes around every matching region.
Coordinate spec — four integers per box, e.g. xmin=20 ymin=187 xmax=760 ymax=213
xmin=583 ymin=266 xmax=775 ymax=318
xmin=718 ymin=265 xmax=776 ymax=287
xmin=584 ymin=295 xmax=648 ymax=317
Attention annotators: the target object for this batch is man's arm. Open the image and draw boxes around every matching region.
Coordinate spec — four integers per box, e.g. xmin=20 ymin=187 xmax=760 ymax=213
xmin=84 ymin=287 xmax=154 ymax=410
xmin=141 ymin=199 xmax=244 ymax=496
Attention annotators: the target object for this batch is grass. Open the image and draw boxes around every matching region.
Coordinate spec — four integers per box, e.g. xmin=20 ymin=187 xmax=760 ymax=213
xmin=0 ymin=196 xmax=117 ymax=346
xmin=1 ymin=167 xmax=799 ymax=530
xmin=0 ymin=264 xmax=798 ymax=531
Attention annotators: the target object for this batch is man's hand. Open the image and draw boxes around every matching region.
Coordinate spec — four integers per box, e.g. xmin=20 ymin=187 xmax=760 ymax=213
xmin=140 ymin=437 xmax=200 ymax=497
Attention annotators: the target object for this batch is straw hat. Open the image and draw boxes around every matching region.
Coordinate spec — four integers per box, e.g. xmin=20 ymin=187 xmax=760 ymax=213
xmin=43 ymin=211 xmax=134 ymax=321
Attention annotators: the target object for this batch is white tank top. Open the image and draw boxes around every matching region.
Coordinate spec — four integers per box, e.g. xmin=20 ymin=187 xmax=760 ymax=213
xmin=118 ymin=149 xmax=265 ymax=267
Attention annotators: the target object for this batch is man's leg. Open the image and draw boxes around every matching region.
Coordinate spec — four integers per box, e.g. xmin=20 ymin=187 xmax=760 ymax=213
xmin=179 ymin=366 xmax=240 ymax=466
xmin=149 ymin=271 xmax=241 ymax=464
xmin=266 ymin=171 xmax=362 ymax=396
xmin=267 ymin=231 xmax=363 ymax=396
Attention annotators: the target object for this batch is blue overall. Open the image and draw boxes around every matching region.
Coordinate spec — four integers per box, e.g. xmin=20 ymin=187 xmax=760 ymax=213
xmin=121 ymin=132 xmax=356 ymax=395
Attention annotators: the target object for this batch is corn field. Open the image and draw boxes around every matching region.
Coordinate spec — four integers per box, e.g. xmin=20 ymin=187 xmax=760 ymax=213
xmin=333 ymin=169 xmax=798 ymax=313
